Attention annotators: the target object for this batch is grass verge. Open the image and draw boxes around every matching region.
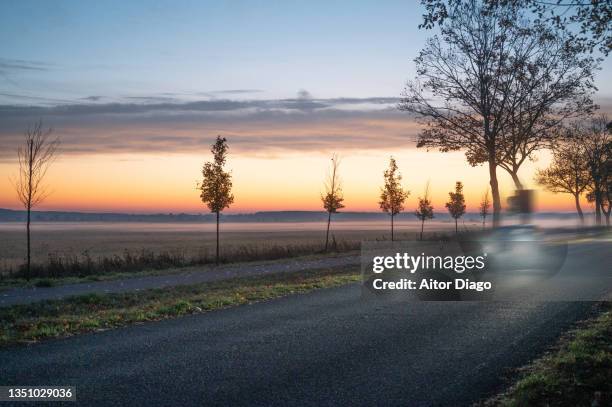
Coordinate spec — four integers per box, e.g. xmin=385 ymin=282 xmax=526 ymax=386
xmin=489 ymin=304 xmax=612 ymax=406
xmin=0 ymin=265 xmax=359 ymax=347
xmin=0 ymin=250 xmax=359 ymax=291
xmin=2 ymin=239 xmax=360 ymax=281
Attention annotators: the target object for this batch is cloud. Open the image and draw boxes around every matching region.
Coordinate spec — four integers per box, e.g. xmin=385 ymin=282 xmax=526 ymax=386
xmin=0 ymin=58 xmax=53 ymax=72
xmin=297 ymin=89 xmax=312 ymax=100
xmin=124 ymin=96 xmax=182 ymax=103
xmin=0 ymin=96 xmax=401 ymax=118
xmin=0 ymin=92 xmax=75 ymax=104
xmin=209 ymin=89 xmax=264 ymax=95
xmin=0 ymin=96 xmax=416 ymax=159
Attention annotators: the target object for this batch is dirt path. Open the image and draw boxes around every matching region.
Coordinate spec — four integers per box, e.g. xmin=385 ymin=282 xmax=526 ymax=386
xmin=0 ymin=254 xmax=360 ymax=307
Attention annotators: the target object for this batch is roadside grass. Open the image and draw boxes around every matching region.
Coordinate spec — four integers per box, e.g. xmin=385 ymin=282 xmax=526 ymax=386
xmin=0 ymin=265 xmax=360 ymax=347
xmin=0 ymin=230 xmax=458 ymax=289
xmin=0 ymin=250 xmax=359 ymax=291
xmin=0 ymin=240 xmax=360 ymax=283
xmin=489 ymin=304 xmax=612 ymax=407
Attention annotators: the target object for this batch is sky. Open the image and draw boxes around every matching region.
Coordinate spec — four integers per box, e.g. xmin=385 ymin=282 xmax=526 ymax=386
xmin=0 ymin=0 xmax=610 ymax=214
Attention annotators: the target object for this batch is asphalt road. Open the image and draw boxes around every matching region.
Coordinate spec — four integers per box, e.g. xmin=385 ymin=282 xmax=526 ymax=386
xmin=0 ymin=239 xmax=610 ymax=406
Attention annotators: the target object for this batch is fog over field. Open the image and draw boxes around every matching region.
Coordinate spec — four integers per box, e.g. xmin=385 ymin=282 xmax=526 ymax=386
xmin=0 ymin=221 xmax=449 ymax=269
xmin=0 ymin=214 xmax=590 ymax=271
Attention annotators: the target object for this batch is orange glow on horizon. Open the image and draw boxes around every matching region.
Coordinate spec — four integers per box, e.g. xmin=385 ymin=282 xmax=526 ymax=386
xmin=0 ymin=149 xmax=590 ymax=214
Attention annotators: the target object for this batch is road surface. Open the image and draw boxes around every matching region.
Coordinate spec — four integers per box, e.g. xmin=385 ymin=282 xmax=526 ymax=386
xmin=0 ymin=239 xmax=610 ymax=406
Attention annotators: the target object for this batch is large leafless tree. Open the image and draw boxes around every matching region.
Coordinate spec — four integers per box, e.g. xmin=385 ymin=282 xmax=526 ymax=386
xmin=420 ymin=0 xmax=611 ymax=56
xmin=465 ymin=24 xmax=597 ymax=190
xmin=400 ymin=1 xmax=521 ymax=226
xmin=13 ymin=121 xmax=60 ymax=279
xmin=400 ymin=0 xmax=597 ymax=226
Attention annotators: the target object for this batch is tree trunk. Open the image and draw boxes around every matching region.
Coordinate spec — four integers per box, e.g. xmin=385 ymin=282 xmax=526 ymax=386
xmin=482 ymin=216 xmax=485 ymax=229
xmin=574 ymin=193 xmax=584 ymax=225
xmin=455 ymin=218 xmax=458 ymax=235
xmin=215 ymin=211 xmax=220 ymax=265
xmin=594 ymin=184 xmax=602 ymax=226
xmin=595 ymin=200 xmax=602 ymax=225
xmin=26 ymin=205 xmax=31 ymax=280
xmin=488 ymin=159 xmax=502 ymax=228
xmin=509 ymin=170 xmax=523 ymax=190
xmin=420 ymin=219 xmax=425 ymax=241
xmin=391 ymin=214 xmax=394 ymax=242
xmin=26 ymin=140 xmax=34 ymax=280
xmin=325 ymin=211 xmax=332 ymax=252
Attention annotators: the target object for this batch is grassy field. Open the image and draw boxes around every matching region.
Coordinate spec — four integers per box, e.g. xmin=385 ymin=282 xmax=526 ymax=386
xmin=0 ymin=264 xmax=360 ymax=347
xmin=0 ymin=224 xmax=360 ymax=268
xmin=489 ymin=303 xmax=612 ymax=406
xmin=0 ymin=221 xmax=461 ymax=278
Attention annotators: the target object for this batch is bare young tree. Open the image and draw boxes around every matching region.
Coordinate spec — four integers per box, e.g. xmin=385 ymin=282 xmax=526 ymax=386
xmin=445 ymin=181 xmax=466 ymax=234
xmin=400 ymin=0 xmax=597 ymax=225
xmin=535 ymin=139 xmax=590 ymax=224
xmin=13 ymin=121 xmax=60 ymax=279
xmin=321 ymin=154 xmax=345 ymax=252
xmin=414 ymin=182 xmax=434 ymax=240
xmin=379 ymin=157 xmax=410 ymax=241
xmin=605 ymin=129 xmax=612 ymax=226
xmin=479 ymin=188 xmax=491 ymax=228
xmin=199 ymin=136 xmax=234 ymax=264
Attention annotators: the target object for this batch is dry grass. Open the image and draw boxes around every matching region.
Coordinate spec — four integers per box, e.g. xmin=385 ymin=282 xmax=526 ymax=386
xmin=486 ymin=304 xmax=612 ymax=406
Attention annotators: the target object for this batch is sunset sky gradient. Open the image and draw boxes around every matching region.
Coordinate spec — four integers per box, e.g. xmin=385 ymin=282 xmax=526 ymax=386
xmin=1 ymin=1 xmax=610 ymax=214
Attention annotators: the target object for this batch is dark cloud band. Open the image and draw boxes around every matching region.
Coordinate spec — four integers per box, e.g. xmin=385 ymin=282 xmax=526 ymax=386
xmin=0 ymin=96 xmax=419 ymax=159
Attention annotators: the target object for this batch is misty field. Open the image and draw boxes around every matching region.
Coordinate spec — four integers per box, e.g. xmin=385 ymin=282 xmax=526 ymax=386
xmin=0 ymin=220 xmax=470 ymax=277
xmin=0 ymin=214 xmax=589 ymax=279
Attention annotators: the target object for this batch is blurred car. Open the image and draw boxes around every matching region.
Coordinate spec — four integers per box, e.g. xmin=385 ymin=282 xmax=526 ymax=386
xmin=477 ymin=225 xmax=566 ymax=276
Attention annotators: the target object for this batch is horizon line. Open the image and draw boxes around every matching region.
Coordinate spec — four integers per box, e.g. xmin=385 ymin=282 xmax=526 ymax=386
xmin=0 ymin=207 xmax=586 ymax=217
